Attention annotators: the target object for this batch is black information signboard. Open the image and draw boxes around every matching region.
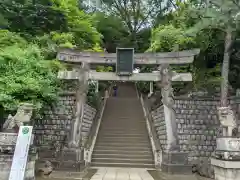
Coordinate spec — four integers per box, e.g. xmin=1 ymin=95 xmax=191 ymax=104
xmin=116 ymin=48 xmax=134 ymax=76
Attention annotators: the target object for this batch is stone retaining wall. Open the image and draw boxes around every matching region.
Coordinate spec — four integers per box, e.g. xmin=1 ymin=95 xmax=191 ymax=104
xmin=174 ymin=99 xmax=219 ymax=164
xmin=34 ymin=93 xmax=96 ymax=152
xmin=34 ymin=93 xmax=76 ymax=147
xmin=151 ymin=97 xmax=240 ymax=165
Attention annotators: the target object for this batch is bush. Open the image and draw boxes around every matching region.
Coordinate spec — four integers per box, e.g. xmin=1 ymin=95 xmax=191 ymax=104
xmin=0 ymin=44 xmax=64 ymax=111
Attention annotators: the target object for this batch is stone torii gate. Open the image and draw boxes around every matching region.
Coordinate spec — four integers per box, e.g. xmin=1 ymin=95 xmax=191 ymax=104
xmin=57 ymin=48 xmax=200 ymax=168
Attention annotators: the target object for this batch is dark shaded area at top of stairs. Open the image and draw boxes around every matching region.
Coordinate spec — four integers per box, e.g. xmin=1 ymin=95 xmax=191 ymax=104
xmin=91 ymin=82 xmax=155 ymax=168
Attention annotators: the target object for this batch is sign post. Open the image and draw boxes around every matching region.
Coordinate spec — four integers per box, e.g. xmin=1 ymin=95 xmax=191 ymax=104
xmin=116 ymin=48 xmax=134 ymax=76
xmin=9 ymin=126 xmax=33 ymax=180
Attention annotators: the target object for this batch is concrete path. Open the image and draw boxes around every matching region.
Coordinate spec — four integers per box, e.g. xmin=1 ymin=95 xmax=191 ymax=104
xmin=90 ymin=167 xmax=154 ymax=180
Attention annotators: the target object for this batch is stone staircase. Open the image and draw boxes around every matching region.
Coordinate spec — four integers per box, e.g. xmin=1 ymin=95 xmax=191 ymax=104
xmin=91 ymin=83 xmax=155 ymax=168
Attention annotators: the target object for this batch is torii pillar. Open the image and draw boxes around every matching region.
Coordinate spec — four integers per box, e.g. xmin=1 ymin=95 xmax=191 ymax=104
xmin=61 ymin=62 xmax=89 ymax=171
xmin=159 ymin=64 xmax=192 ymax=174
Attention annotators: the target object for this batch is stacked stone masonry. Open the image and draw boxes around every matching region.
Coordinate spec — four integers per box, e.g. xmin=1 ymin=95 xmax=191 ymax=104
xmin=34 ymin=94 xmax=76 ymax=146
xmin=174 ymin=98 xmax=220 ymax=164
xmin=34 ymin=93 xmax=96 ymax=148
xmin=151 ymin=97 xmax=240 ymax=165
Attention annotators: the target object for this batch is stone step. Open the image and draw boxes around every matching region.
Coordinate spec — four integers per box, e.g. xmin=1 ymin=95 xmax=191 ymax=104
xmin=97 ymin=134 xmax=149 ymax=138
xmin=94 ymin=143 xmax=151 ymax=150
xmin=99 ymin=127 xmax=146 ymax=131
xmin=95 ymin=141 xmax=150 ymax=147
xmin=94 ymin=145 xmax=152 ymax=151
xmin=99 ymin=128 xmax=147 ymax=132
xmin=100 ymin=124 xmax=146 ymax=128
xmin=92 ymin=157 xmax=154 ymax=164
xmin=93 ymin=149 xmax=152 ymax=156
xmin=91 ymin=83 xmax=154 ymax=169
xmin=91 ymin=162 xmax=155 ymax=168
xmin=98 ymin=131 xmax=147 ymax=135
xmin=98 ymin=136 xmax=149 ymax=140
xmin=98 ymin=132 xmax=148 ymax=136
xmin=100 ymin=123 xmax=146 ymax=126
xmin=101 ymin=119 xmax=145 ymax=121
xmin=92 ymin=153 xmax=153 ymax=160
xmin=96 ymin=140 xmax=150 ymax=145
xmin=96 ymin=139 xmax=150 ymax=144
xmin=96 ymin=136 xmax=150 ymax=143
xmin=101 ymin=117 xmax=144 ymax=120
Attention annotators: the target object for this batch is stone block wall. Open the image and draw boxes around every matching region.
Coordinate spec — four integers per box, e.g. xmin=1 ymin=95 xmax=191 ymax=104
xmin=174 ymin=98 xmax=220 ymax=164
xmin=34 ymin=93 xmax=96 ymax=148
xmin=151 ymin=97 xmax=240 ymax=165
xmin=151 ymin=98 xmax=222 ymax=165
xmin=34 ymin=93 xmax=76 ymax=147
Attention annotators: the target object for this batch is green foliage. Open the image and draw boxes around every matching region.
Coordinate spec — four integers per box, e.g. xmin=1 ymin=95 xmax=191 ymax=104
xmin=96 ymin=66 xmax=113 ymax=72
xmin=87 ymin=65 xmax=113 ymax=108
xmin=186 ymin=0 xmax=240 ymax=35
xmin=0 ymin=30 xmax=28 ymax=48
xmin=148 ymin=24 xmax=195 ymax=52
xmin=94 ymin=12 xmax=129 ymax=52
xmin=1 ymin=0 xmax=68 ymax=36
xmin=147 ymin=1 xmax=234 ymax=94
xmin=51 ymin=0 xmax=101 ymax=49
xmin=192 ymin=64 xmax=222 ymax=93
xmin=34 ymin=31 xmax=76 ymax=59
xmin=0 ymin=44 xmax=63 ymax=111
xmin=0 ymin=0 xmax=104 ymax=114
xmin=1 ymin=0 xmax=240 ymax=114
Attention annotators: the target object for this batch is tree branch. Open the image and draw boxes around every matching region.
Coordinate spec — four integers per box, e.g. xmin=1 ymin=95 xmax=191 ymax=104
xmin=113 ymin=1 xmax=133 ymax=33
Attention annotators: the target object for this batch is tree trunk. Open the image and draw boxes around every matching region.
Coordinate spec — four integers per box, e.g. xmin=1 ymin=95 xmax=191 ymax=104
xmin=220 ymin=27 xmax=232 ymax=107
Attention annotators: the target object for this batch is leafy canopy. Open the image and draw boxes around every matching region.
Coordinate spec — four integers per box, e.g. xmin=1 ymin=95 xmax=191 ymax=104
xmin=0 ymin=31 xmax=63 ymax=110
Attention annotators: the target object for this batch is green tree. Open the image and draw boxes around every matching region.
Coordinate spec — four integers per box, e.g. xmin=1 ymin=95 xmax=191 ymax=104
xmin=94 ymin=12 xmax=129 ymax=52
xmin=51 ymin=0 xmax=101 ymax=49
xmin=148 ymin=1 xmax=224 ymax=95
xmin=0 ymin=32 xmax=63 ymax=111
xmin=99 ymin=0 xmax=172 ymax=49
xmin=187 ymin=0 xmax=240 ymax=106
xmin=0 ymin=0 xmax=68 ymax=37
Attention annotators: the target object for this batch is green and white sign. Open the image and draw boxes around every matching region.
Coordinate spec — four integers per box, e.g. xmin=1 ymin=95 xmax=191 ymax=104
xmin=22 ymin=127 xmax=29 ymax=135
xmin=9 ymin=126 xmax=33 ymax=180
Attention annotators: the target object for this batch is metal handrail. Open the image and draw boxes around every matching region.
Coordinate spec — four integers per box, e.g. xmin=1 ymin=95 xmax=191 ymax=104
xmin=84 ymin=100 xmax=103 ymax=149
xmin=83 ymin=88 xmax=110 ymax=165
xmin=140 ymin=94 xmax=162 ymax=168
xmin=84 ymin=85 xmax=112 ymax=148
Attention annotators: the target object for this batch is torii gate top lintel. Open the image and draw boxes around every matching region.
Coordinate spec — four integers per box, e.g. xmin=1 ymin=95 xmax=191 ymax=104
xmin=57 ymin=48 xmax=200 ymax=82
xmin=57 ymin=48 xmax=200 ymax=65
